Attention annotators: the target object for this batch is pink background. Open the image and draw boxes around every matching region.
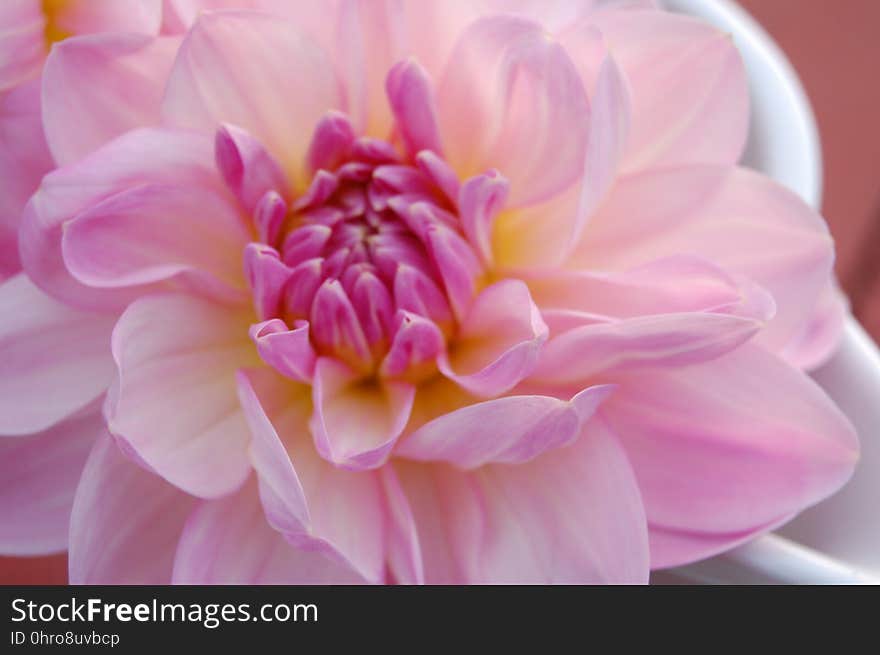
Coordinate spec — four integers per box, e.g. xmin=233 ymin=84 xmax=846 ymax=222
xmin=3 ymin=0 xmax=879 ymax=584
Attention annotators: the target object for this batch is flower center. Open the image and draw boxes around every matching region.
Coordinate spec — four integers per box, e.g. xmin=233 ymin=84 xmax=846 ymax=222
xmin=237 ymin=111 xmax=485 ymax=382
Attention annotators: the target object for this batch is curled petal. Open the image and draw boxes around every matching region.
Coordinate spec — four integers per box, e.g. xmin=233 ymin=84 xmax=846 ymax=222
xmin=216 ymin=123 xmax=291 ymax=213
xmin=243 ymin=243 xmax=292 ymax=320
xmin=249 ymin=319 xmax=316 ymax=384
xmin=385 ymin=58 xmax=443 ymax=158
xmin=440 ymin=279 xmax=547 ymax=397
xmin=397 ymin=384 xmax=615 ymax=468
xmin=380 ymin=311 xmax=445 ymax=380
xmin=311 ymin=357 xmax=415 ymax=470
xmin=459 ymin=170 xmax=509 ymax=265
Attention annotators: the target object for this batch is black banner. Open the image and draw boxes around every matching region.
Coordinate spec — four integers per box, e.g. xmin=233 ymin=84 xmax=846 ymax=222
xmin=1 ymin=585 xmax=875 ymax=649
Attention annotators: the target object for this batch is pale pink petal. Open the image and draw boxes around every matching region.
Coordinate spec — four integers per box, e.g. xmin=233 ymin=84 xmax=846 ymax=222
xmin=0 ymin=404 xmax=101 ymax=555
xmin=43 ymin=33 xmax=180 ymax=165
xmin=587 ymin=9 xmax=749 ymax=171
xmin=162 ymin=10 xmax=343 ymax=191
xmin=439 ymin=279 xmax=548 ymax=397
xmin=424 ymin=224 xmax=482 ymax=322
xmin=69 ymin=431 xmax=197 ymax=584
xmin=458 ymin=170 xmax=509 ymax=265
xmin=0 ymin=0 xmax=45 ymax=91
xmin=0 ymin=79 xmax=52 ymax=276
xmin=311 ymin=357 xmax=415 ymax=470
xmin=601 ymin=343 xmax=859 ymax=569
xmin=62 ymin=183 xmax=249 ymax=297
xmin=379 ymin=466 xmax=423 ymax=585
xmin=52 ymin=0 xmax=163 ymax=36
xmin=237 ymin=369 xmax=388 ymax=582
xmin=532 ymin=313 xmax=765 ymax=385
xmin=243 ymin=243 xmax=292 ymax=320
xmin=379 ymin=311 xmax=445 ymax=380
xmin=108 ymin=293 xmax=255 ymax=498
xmin=215 ymin=123 xmax=291 ymax=213
xmin=20 ymin=127 xmax=224 ymax=310
xmin=437 ymin=15 xmax=590 ymax=207
xmin=396 ymin=419 xmax=648 ymax=584
xmin=780 ymin=280 xmax=848 ymax=371
xmin=397 ymin=385 xmax=614 ymax=468
xmin=173 ymin=478 xmax=366 ymax=584
xmin=572 ymin=166 xmax=835 ymax=355
xmin=0 ymin=274 xmax=115 ymax=435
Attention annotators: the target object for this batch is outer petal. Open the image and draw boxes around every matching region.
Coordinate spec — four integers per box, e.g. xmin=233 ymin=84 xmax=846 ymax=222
xmin=0 ymin=0 xmax=45 ymax=91
xmin=0 ymin=404 xmax=101 ymax=555
xmin=311 ymin=357 xmax=415 ymax=470
xmin=238 ymin=369 xmax=389 ymax=582
xmin=0 ymin=79 xmax=53 ymax=277
xmin=0 ymin=274 xmax=115 ymax=435
xmin=108 ymin=293 xmax=257 ymax=498
xmin=396 ymin=385 xmax=614 ymax=468
xmin=601 ymin=343 xmax=859 ymax=569
xmin=396 ymin=419 xmax=649 ymax=584
xmin=162 ymin=10 xmax=343 ymax=191
xmin=42 ymin=33 xmax=180 ymax=165
xmin=437 ymin=15 xmax=590 ymax=207
xmin=572 ymin=166 xmax=835 ymax=354
xmin=69 ymin=431 xmax=197 ymax=584
xmin=173 ymin=478 xmax=365 ymax=584
xmin=780 ymin=280 xmax=848 ymax=371
xmin=439 ymin=279 xmax=548 ymax=397
xmin=586 ymin=9 xmax=749 ymax=171
xmin=20 ymin=127 xmax=224 ymax=310
xmin=62 ymin=183 xmax=249 ymax=297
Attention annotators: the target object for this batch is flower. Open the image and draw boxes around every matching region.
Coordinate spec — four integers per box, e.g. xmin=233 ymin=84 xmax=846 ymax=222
xmin=0 ymin=1 xmax=858 ymax=584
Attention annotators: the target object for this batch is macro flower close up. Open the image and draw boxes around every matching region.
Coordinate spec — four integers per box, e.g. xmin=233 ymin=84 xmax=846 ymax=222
xmin=0 ymin=0 xmax=859 ymax=584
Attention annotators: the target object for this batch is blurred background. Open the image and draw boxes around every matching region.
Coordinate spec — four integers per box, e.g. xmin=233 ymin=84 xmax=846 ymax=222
xmin=2 ymin=0 xmax=879 ymax=585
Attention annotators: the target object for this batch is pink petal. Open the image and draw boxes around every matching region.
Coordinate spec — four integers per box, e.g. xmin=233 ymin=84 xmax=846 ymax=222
xmin=573 ymin=165 xmax=836 ymax=356
xmin=0 ymin=404 xmax=101 ymax=555
xmin=379 ymin=465 xmax=423 ymax=585
xmin=0 ymin=0 xmax=45 ymax=91
xmin=238 ymin=368 xmax=388 ymax=582
xmin=780 ymin=280 xmax=848 ymax=371
xmin=311 ymin=357 xmax=415 ymax=470
xmin=20 ymin=127 xmax=224 ymax=310
xmin=601 ymin=343 xmax=859 ymax=569
xmin=459 ymin=170 xmax=509 ymax=265
xmin=0 ymin=274 xmax=115 ymax=435
xmin=162 ymin=10 xmax=342 ymax=191
xmin=310 ymin=279 xmax=373 ymax=370
xmin=380 ymin=311 xmax=445 ymax=380
xmin=437 ymin=15 xmax=590 ymax=207
xmin=385 ymin=58 xmax=443 ymax=158
xmin=588 ymin=9 xmax=748 ymax=171
xmin=69 ymin=431 xmax=197 ymax=584
xmin=43 ymin=33 xmax=180 ymax=165
xmin=397 ymin=385 xmax=614 ymax=468
xmin=51 ymin=0 xmax=163 ymax=37
xmin=439 ymin=279 xmax=547 ymax=397
xmin=532 ymin=313 xmax=766 ymax=385
xmin=424 ymin=224 xmax=482 ymax=322
xmin=395 ymin=419 xmax=648 ymax=584
xmin=305 ymin=111 xmax=355 ymax=175
xmin=215 ymin=123 xmax=291 ymax=213
xmin=62 ymin=183 xmax=249 ymax=298
xmin=172 ymin=478 xmax=366 ymax=584
xmin=108 ymin=293 xmax=255 ymax=498
xmin=249 ymin=319 xmax=316 ymax=383
xmin=0 ymin=79 xmax=52 ymax=277
xmin=243 ymin=243 xmax=291 ymax=320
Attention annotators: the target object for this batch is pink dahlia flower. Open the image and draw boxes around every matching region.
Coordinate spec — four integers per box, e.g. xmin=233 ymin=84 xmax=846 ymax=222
xmin=0 ymin=0 xmax=858 ymax=584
